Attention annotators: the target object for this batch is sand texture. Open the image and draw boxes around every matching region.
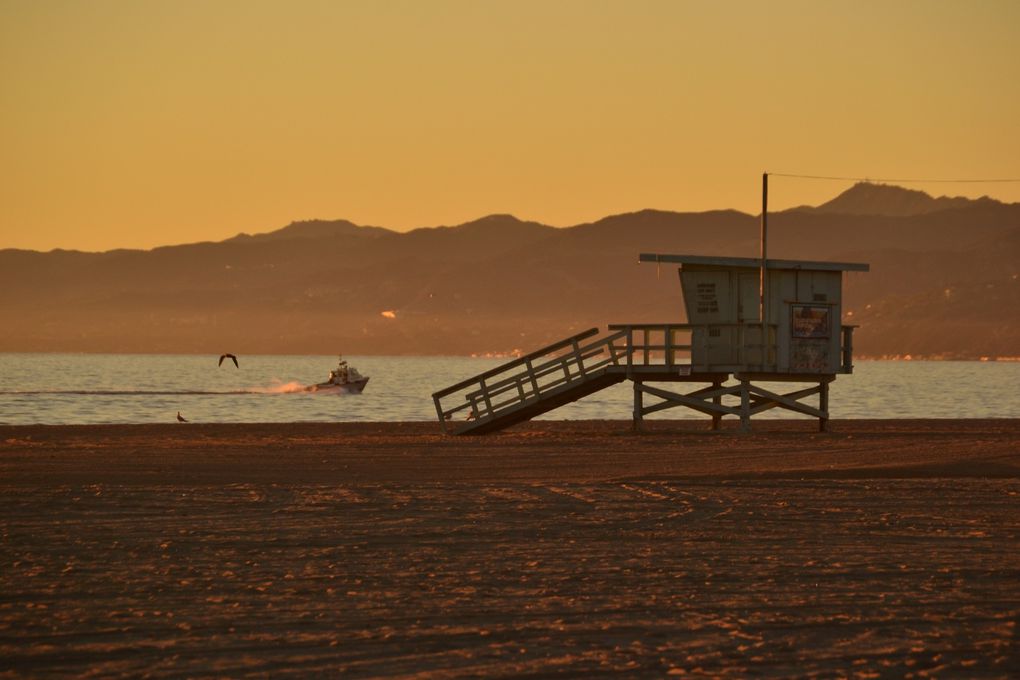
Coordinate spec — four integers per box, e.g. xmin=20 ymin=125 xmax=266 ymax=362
xmin=2 ymin=419 xmax=1019 ymax=677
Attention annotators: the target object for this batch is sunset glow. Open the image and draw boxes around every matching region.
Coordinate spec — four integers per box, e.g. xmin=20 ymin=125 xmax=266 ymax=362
xmin=2 ymin=0 xmax=1019 ymax=251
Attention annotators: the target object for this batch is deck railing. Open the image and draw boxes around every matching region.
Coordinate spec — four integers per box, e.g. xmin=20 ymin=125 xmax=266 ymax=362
xmin=609 ymin=322 xmax=858 ymax=373
xmin=607 ymin=324 xmax=693 ymax=370
xmin=608 ymin=322 xmax=779 ymax=370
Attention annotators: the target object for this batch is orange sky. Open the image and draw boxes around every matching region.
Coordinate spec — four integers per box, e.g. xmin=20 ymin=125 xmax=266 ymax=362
xmin=2 ymin=0 xmax=1018 ymax=252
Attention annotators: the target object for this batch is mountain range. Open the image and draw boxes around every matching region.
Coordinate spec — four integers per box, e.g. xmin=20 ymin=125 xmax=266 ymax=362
xmin=2 ymin=182 xmax=1018 ymax=359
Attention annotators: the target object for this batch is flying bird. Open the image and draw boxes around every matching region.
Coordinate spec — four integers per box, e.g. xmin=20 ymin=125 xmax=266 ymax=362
xmin=177 ymin=411 xmax=188 ymax=423
xmin=219 ymin=353 xmax=239 ymax=368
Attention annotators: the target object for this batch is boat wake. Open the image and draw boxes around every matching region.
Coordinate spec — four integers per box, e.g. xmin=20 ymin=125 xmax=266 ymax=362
xmin=251 ymin=381 xmax=309 ymax=394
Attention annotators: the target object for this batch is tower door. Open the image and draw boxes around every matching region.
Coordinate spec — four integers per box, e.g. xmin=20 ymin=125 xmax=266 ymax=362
xmin=737 ymin=273 xmax=760 ymax=322
xmin=738 ymin=273 xmax=766 ymax=366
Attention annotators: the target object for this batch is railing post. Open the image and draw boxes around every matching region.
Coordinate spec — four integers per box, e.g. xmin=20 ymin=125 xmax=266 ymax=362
xmin=626 ymin=327 xmax=634 ymax=378
xmin=571 ymin=339 xmax=586 ymax=376
xmin=525 ymin=358 xmax=540 ymax=397
xmin=643 ymin=328 xmax=650 ymax=366
xmin=479 ymin=378 xmax=493 ymax=417
xmin=665 ymin=327 xmax=673 ymax=368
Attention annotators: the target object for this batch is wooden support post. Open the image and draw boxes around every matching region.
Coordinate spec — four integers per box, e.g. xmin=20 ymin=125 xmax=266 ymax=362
xmin=739 ymin=378 xmax=752 ymax=432
xmin=633 ymin=380 xmax=644 ymax=431
xmin=819 ymin=379 xmax=829 ymax=432
xmin=433 ymin=396 xmax=448 ymax=434
xmin=712 ymin=379 xmax=722 ymax=431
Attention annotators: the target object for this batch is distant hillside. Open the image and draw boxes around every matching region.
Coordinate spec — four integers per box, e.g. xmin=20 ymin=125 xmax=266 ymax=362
xmin=226 ymin=219 xmax=393 ymax=242
xmin=799 ymin=182 xmax=1001 ymax=217
xmin=1 ymin=184 xmax=1018 ymax=358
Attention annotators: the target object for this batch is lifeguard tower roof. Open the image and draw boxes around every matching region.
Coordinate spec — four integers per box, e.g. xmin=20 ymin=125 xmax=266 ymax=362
xmin=638 ymin=253 xmax=870 ymax=272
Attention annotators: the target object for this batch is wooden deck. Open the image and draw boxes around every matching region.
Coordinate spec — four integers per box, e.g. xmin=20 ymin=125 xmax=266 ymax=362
xmin=432 ymin=324 xmax=856 ymax=435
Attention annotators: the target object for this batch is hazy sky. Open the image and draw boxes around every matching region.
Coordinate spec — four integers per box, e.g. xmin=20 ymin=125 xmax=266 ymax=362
xmin=2 ymin=0 xmax=1019 ymax=251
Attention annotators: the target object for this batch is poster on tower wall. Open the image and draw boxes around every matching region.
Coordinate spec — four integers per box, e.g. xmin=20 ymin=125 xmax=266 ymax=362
xmin=791 ymin=305 xmax=830 ymax=339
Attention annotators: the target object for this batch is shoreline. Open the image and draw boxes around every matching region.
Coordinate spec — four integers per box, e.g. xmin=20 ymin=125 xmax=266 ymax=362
xmin=3 ymin=418 xmax=1018 ymax=484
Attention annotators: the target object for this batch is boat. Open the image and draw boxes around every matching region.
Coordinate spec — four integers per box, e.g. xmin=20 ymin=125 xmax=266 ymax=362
xmin=307 ymin=356 xmax=369 ymax=393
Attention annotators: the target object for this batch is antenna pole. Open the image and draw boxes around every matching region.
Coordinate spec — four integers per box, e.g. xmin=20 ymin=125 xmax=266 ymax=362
xmin=760 ymin=172 xmax=768 ymax=366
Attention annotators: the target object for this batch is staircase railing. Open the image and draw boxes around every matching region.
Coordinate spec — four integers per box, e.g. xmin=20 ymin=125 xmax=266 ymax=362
xmin=432 ymin=327 xmax=631 ymax=433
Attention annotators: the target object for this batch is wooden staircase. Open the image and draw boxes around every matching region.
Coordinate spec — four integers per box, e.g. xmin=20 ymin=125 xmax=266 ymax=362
xmin=431 ymin=328 xmax=629 ymax=435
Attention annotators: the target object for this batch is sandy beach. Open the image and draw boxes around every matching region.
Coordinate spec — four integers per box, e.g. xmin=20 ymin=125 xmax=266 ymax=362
xmin=2 ymin=419 xmax=1019 ymax=677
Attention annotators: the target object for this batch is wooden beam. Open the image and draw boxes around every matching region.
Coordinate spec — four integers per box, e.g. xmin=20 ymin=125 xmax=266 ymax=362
xmin=638 ymin=383 xmax=741 ymax=417
xmin=745 ymin=384 xmax=826 ymax=418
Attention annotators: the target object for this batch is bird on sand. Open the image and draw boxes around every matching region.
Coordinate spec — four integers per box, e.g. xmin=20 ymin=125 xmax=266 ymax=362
xmin=218 ymin=353 xmax=239 ymax=368
xmin=177 ymin=411 xmax=188 ymax=423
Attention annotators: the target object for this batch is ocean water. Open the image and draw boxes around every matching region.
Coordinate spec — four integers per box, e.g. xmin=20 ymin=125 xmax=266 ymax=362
xmin=0 ymin=353 xmax=1017 ymax=425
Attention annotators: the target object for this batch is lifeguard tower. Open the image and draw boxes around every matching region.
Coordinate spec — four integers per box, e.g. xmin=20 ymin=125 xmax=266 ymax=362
xmin=433 ymin=173 xmax=869 ymax=434
xmin=432 ymin=251 xmax=869 ymax=435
